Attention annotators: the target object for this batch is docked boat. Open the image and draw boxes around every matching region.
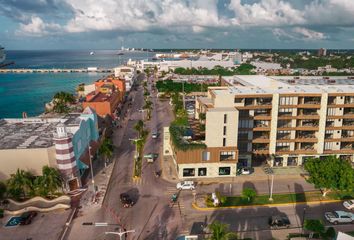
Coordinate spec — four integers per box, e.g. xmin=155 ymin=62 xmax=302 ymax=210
xmin=0 ymin=45 xmax=6 ymax=64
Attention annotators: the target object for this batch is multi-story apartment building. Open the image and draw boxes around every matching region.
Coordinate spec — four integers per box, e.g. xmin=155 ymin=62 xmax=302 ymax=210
xmin=177 ymin=75 xmax=354 ymax=178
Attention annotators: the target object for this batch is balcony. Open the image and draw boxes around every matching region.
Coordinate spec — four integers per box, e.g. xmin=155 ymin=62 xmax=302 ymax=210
xmin=325 ymin=133 xmax=334 ymax=139
xmin=345 ymin=97 xmax=354 ymax=104
xmin=255 ymin=98 xmax=272 ymax=106
xmin=277 ymin=134 xmax=291 ymax=140
xmin=327 ymin=96 xmax=336 ymax=105
xmin=341 ymin=144 xmax=354 ymax=150
xmin=297 ymin=134 xmax=316 ymax=139
xmin=326 ymin=121 xmax=335 ymax=127
xmin=298 ymin=120 xmax=319 ymax=128
xmin=343 ymin=120 xmax=354 ymax=126
xmin=276 ymin=146 xmax=290 ymax=152
xmin=344 ymin=109 xmax=354 ymax=115
xmin=278 ymin=112 xmax=293 ymax=117
xmin=296 ymin=143 xmax=315 ymax=151
xmin=299 ymin=109 xmax=318 ymax=116
xmin=299 ymin=97 xmax=321 ymax=105
xmin=254 ymin=110 xmax=271 ymax=117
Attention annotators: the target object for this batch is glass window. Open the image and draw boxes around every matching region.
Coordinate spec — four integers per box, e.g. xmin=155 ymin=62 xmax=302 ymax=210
xmin=224 ymin=114 xmax=227 ymax=124
xmin=219 ymin=167 xmax=231 ymax=175
xmin=198 ymin=168 xmax=207 ymax=176
xmin=223 ymin=126 xmax=227 ymax=135
xmin=220 ymin=151 xmax=236 ymax=161
xmin=223 ymin=138 xmax=226 ymax=147
xmin=183 ymin=168 xmax=195 ymax=177
xmin=202 ymin=151 xmax=210 ymax=161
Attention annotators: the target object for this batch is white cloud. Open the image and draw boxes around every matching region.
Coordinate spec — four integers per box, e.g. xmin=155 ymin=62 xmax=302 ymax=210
xmin=292 ymin=27 xmax=326 ymax=40
xmin=17 ymin=16 xmax=61 ymax=36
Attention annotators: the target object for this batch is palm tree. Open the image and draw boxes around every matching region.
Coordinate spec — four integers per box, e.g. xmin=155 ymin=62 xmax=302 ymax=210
xmin=99 ymin=139 xmax=114 ymax=166
xmin=134 ymin=120 xmax=144 ymax=137
xmin=7 ymin=169 xmax=34 ymax=199
xmin=208 ymin=221 xmax=238 ymax=240
xmin=39 ymin=166 xmax=62 ymax=196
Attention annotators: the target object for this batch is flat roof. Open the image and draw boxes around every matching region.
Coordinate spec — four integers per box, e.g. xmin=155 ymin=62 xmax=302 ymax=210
xmin=221 ymin=75 xmax=354 ymax=94
xmin=0 ymin=114 xmax=85 ymax=150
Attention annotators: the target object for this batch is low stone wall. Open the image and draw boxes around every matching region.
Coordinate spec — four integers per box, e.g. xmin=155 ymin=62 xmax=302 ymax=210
xmin=4 ymin=203 xmax=71 ymax=215
xmin=4 ymin=195 xmax=71 ymax=213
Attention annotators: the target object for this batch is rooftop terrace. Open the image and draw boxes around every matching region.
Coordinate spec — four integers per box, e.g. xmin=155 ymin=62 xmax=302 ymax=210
xmin=221 ymin=75 xmax=354 ymax=95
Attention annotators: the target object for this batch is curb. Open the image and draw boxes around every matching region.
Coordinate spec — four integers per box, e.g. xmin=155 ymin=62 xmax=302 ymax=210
xmin=192 ymin=199 xmax=343 ymax=211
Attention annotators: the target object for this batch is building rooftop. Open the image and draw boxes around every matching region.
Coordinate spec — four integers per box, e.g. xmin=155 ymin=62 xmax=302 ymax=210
xmin=221 ymin=75 xmax=354 ymax=95
xmin=0 ymin=113 xmax=87 ymax=150
xmin=88 ymin=92 xmax=115 ymax=102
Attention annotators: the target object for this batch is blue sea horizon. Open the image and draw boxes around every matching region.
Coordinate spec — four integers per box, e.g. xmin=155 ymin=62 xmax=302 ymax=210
xmin=0 ymin=50 xmax=155 ymax=118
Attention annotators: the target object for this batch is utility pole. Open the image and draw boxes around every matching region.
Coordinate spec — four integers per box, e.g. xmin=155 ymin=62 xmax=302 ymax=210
xmin=88 ymin=145 xmax=96 ymax=197
xmin=182 ymin=81 xmax=185 ymax=109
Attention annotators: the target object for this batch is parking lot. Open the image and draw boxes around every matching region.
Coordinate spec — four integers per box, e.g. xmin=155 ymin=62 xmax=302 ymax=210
xmin=0 ymin=209 xmax=71 ymax=240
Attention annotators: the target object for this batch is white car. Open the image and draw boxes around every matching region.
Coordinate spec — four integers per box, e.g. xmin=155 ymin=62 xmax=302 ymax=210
xmin=176 ymin=181 xmax=195 ymax=190
xmin=343 ymin=200 xmax=354 ymax=210
xmin=152 ymin=132 xmax=158 ymax=139
xmin=241 ymin=167 xmax=252 ymax=175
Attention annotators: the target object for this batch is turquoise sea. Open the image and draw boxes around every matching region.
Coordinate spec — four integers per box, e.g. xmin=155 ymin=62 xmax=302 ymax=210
xmin=0 ymin=72 xmax=107 ymax=118
xmin=0 ymin=50 xmax=155 ymax=118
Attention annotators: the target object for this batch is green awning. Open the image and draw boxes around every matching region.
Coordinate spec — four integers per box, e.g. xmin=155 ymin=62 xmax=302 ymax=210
xmin=77 ymin=160 xmax=89 ymax=170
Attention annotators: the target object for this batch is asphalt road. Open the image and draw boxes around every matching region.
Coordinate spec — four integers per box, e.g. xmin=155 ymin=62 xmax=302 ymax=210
xmin=67 ymin=74 xmax=354 ymax=240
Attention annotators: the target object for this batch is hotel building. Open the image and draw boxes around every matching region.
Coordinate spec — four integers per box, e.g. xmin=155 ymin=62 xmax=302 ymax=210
xmin=172 ymin=75 xmax=354 ymax=178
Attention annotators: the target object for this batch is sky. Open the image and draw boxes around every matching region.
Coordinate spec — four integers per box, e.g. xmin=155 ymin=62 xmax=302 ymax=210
xmin=1 ymin=0 xmax=354 ymax=50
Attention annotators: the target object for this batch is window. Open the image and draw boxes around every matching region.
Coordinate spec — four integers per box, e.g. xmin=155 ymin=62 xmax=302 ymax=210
xmin=237 ymin=142 xmax=248 ymax=152
xmin=238 ymin=130 xmax=249 ymax=140
xmin=183 ymin=168 xmax=195 ymax=177
xmin=223 ymin=126 xmax=227 ymax=135
xmin=219 ymin=167 xmax=231 ymax=175
xmin=327 ymin=108 xmax=336 ymax=116
xmin=239 ymin=120 xmax=253 ymax=128
xmin=224 ymin=114 xmax=227 ymax=124
xmin=279 ymin=97 xmax=296 ymax=105
xmin=324 ymin=142 xmax=333 ymax=150
xmin=220 ymin=151 xmax=236 ymax=161
xmin=223 ymin=138 xmax=226 ymax=147
xmin=198 ymin=168 xmax=207 ymax=176
xmin=202 ymin=151 xmax=210 ymax=161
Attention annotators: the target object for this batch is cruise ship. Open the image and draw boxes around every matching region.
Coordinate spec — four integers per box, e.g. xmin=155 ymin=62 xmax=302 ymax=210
xmin=0 ymin=45 xmax=6 ymax=64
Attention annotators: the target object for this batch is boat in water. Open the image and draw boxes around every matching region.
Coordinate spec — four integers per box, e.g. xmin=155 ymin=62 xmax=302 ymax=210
xmin=90 ymin=51 xmax=95 ymax=55
xmin=0 ymin=45 xmax=6 ymax=64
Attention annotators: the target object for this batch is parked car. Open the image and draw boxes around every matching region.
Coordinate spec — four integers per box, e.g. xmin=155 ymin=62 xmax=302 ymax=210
xmin=152 ymin=132 xmax=158 ymax=139
xmin=143 ymin=153 xmax=158 ymax=163
xmin=268 ymin=215 xmax=290 ymax=228
xmin=237 ymin=167 xmax=253 ymax=175
xmin=176 ymin=181 xmax=195 ymax=190
xmin=19 ymin=211 xmax=37 ymax=225
xmin=343 ymin=200 xmax=354 ymax=210
xmin=325 ymin=211 xmax=354 ymax=224
xmin=120 ymin=193 xmax=134 ymax=208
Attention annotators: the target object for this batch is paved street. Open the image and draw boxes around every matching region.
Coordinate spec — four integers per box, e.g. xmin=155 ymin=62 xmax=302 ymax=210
xmin=67 ymin=74 xmax=354 ymax=240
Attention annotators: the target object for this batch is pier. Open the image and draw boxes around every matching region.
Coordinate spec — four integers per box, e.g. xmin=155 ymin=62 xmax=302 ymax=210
xmin=0 ymin=68 xmax=113 ymax=73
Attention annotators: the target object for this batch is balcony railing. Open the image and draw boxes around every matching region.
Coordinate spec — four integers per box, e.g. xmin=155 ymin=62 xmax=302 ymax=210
xmin=255 ymin=123 xmax=269 ymax=128
xmin=276 ymin=147 xmax=290 ymax=152
xmin=277 ymin=134 xmax=291 ymax=140
xmin=343 ymin=121 xmax=354 ymax=126
xmin=326 ymin=122 xmax=335 ymax=127
xmin=278 ymin=112 xmax=292 ymax=117
xmin=297 ymin=134 xmax=316 ymax=139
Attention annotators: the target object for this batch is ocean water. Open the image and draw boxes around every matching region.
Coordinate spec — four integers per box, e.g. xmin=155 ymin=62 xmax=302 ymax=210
xmin=0 ymin=50 xmax=155 ymax=118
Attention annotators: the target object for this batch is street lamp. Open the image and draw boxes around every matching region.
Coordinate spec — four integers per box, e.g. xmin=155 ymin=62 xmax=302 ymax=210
xmin=88 ymin=145 xmax=96 ymax=197
xmin=82 ymin=222 xmax=135 ymax=240
xmin=105 ymin=229 xmax=136 ymax=240
xmin=269 ymin=173 xmax=274 ymax=201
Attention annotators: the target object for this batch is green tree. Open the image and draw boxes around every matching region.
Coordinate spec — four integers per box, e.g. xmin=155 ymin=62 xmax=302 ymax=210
xmin=304 ymin=155 xmax=354 ymax=196
xmin=242 ymin=188 xmax=256 ymax=202
xmin=7 ymin=169 xmax=34 ymax=199
xmin=304 ymin=219 xmax=325 ymax=234
xmin=99 ymin=139 xmax=114 ymax=165
xmin=52 ymin=91 xmax=76 ymax=113
xmin=34 ymin=166 xmax=62 ymax=197
xmin=134 ymin=120 xmax=144 ymax=137
xmin=208 ymin=221 xmax=238 ymax=240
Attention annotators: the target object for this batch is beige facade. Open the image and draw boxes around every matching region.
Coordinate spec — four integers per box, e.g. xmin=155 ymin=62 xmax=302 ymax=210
xmin=197 ymin=75 xmax=354 ymax=168
xmin=0 ymin=147 xmax=57 ymax=180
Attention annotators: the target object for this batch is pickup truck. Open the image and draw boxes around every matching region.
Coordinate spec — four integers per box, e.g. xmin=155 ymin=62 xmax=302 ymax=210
xmin=324 ymin=211 xmax=354 ymax=224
